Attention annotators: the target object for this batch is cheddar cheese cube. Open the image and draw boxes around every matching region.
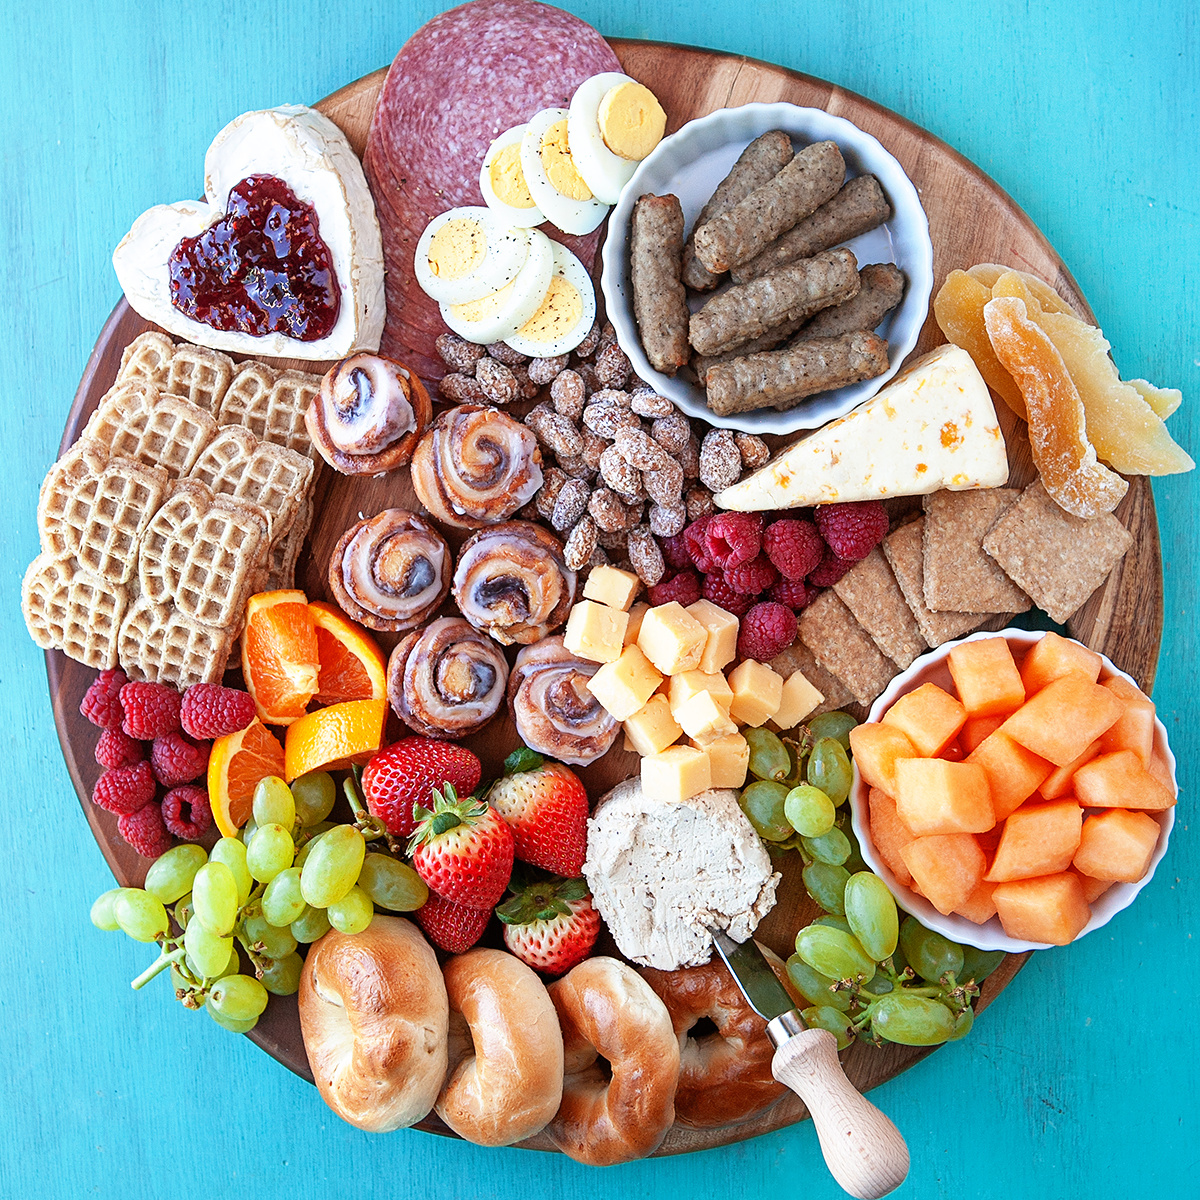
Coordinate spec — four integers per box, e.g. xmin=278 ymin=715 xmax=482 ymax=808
xmin=586 ymin=645 xmax=662 ymax=721
xmin=674 ymin=690 xmax=738 ymax=745
xmin=772 ymin=670 xmax=824 ymax=730
xmin=624 ymin=602 xmax=650 ymax=646
xmin=583 ymin=565 xmax=641 ymax=612
xmin=563 ymin=599 xmax=628 ymax=664
xmin=693 ymin=733 xmax=750 ymax=788
xmin=641 ymin=744 xmax=712 ymax=804
xmin=668 ymin=670 xmax=734 ymax=719
xmin=727 ymin=659 xmax=783 ymax=727
xmin=686 ymin=599 xmax=740 ymax=673
xmin=637 ymin=603 xmax=708 ymax=675
xmin=623 ymin=693 xmax=683 ymax=757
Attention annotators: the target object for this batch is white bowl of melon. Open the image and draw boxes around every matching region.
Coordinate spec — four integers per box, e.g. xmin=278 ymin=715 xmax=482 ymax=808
xmin=848 ymin=629 xmax=1177 ymax=953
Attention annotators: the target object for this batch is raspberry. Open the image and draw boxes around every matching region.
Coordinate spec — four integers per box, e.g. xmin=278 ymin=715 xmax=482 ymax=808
xmin=701 ymin=573 xmax=754 ymax=617
xmin=120 ymin=681 xmax=182 ymax=741
xmin=80 ymin=669 xmax=128 ymax=730
xmin=737 ymin=602 xmax=798 ymax=662
xmin=648 ymin=568 xmax=702 ymax=608
xmin=768 ymin=578 xmax=819 ymax=611
xmin=659 ymin=530 xmax=692 ymax=571
xmin=180 ymin=684 xmax=257 ymax=739
xmin=814 ymin=501 xmax=889 ymax=562
xmin=809 ymin=547 xmax=854 ymax=587
xmin=95 ymin=728 xmax=143 ymax=770
xmin=92 ymin=762 xmax=156 ymax=816
xmin=725 ymin=554 xmax=779 ymax=596
xmin=763 ymin=519 xmax=825 ymax=581
xmin=683 ymin=515 xmax=717 ymax=573
xmin=150 ymin=731 xmax=210 ymax=787
xmin=161 ymin=785 xmax=212 ymax=841
xmin=118 ymin=803 xmax=173 ymax=859
xmin=704 ymin=512 xmax=763 ymax=571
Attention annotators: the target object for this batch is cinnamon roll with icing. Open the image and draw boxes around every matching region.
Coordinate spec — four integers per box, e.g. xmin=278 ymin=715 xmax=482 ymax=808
xmin=411 ymin=405 xmax=543 ymax=529
xmin=507 ymin=637 xmax=620 ymax=767
xmin=306 ymin=354 xmax=432 ymax=474
xmin=328 ymin=510 xmax=450 ymax=633
xmin=387 ymin=617 xmax=509 ymax=740
xmin=453 ymin=522 xmax=575 ymax=646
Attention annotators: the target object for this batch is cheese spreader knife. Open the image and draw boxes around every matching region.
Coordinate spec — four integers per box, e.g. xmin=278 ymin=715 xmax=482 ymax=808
xmin=709 ymin=928 xmax=909 ymax=1200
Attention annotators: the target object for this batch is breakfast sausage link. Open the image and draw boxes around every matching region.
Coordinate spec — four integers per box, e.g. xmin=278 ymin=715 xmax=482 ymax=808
xmin=692 ymin=140 xmax=846 ymax=275
xmin=705 ymin=331 xmax=890 ymax=416
xmin=688 ymin=247 xmax=860 ymax=357
xmin=630 ymin=193 xmax=691 ymax=376
xmin=680 ymin=130 xmax=794 ymax=292
xmin=792 ymin=262 xmax=906 ymax=341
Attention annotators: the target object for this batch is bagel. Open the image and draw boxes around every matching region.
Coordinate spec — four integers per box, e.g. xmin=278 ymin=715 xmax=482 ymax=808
xmin=298 ymin=916 xmax=448 ymax=1132
xmin=436 ymin=948 xmax=564 ymax=1146
xmin=546 ymin=956 xmax=680 ymax=1165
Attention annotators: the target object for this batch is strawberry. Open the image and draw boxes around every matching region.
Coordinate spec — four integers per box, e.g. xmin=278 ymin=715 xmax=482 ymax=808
xmin=408 ymin=784 xmax=514 ymax=911
xmin=487 ymin=752 xmax=589 ymax=877
xmin=362 ymin=737 xmax=482 ymax=839
xmin=415 ymin=892 xmax=492 ymax=954
xmin=497 ymin=876 xmax=600 ymax=976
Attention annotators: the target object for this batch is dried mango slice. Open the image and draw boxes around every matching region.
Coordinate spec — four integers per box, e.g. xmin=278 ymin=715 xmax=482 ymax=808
xmin=983 ymin=296 xmax=1127 ymax=518
xmin=1128 ymin=378 xmax=1182 ymax=421
xmin=933 ymin=270 xmax=1027 ymax=418
xmin=967 ymin=263 xmax=1085 ymax=319
xmin=991 ymin=271 xmax=1193 ymax=476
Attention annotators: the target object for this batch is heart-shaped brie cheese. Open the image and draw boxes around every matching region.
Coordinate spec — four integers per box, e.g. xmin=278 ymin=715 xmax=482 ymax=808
xmin=113 ymin=106 xmax=385 ymax=360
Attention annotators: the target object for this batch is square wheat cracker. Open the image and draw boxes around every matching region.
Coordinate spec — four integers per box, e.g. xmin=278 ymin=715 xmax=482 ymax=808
xmin=833 ymin=546 xmax=928 ymax=668
xmin=798 ymin=591 xmax=899 ymax=707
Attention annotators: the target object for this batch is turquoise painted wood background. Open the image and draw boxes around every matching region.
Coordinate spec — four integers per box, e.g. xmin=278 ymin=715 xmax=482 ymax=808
xmin=1 ymin=1 xmax=1195 ymax=1196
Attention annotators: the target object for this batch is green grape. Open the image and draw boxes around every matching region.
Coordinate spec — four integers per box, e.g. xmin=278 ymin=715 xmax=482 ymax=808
xmin=189 ymin=940 xmax=237 ymax=982
xmin=861 ymin=972 xmax=894 ymax=995
xmin=806 ymin=711 xmax=858 ymax=751
xmin=191 ymin=861 xmax=239 ymax=936
xmin=802 ymin=827 xmax=852 ymax=866
xmin=801 ymin=1005 xmax=854 ymax=1050
xmin=807 ymin=737 xmax=853 ymax=805
xmin=241 ymin=816 xmax=259 ymax=844
xmin=174 ymin=895 xmax=194 ymax=931
xmin=814 ymin=914 xmax=853 ymax=934
xmin=785 ymin=954 xmax=852 ymax=1013
xmin=844 ymin=871 xmax=899 ymax=961
xmin=950 ymin=1006 xmax=975 ymax=1040
xmin=292 ymin=771 xmax=337 ymax=827
xmin=294 ymin=824 xmax=336 ymax=869
xmin=885 ymin=938 xmax=910 ymax=980
xmin=870 ymin=994 xmax=955 ymax=1046
xmin=261 ymin=952 xmax=304 ymax=996
xmin=358 ymin=854 xmax=428 ymax=912
xmin=114 ymin=889 xmax=169 ymax=942
xmin=241 ymin=914 xmax=298 ymax=960
xmin=738 ymin=781 xmax=792 ymax=842
xmin=184 ymin=919 xmax=234 ymax=978
xmin=209 ymin=838 xmax=253 ymax=907
xmin=205 ymin=1000 xmax=258 ymax=1033
xmin=262 ymin=868 xmax=306 ymax=927
xmin=958 ymin=946 xmax=1006 ymax=986
xmin=90 ymin=888 xmax=126 ymax=931
xmin=208 ymin=973 xmax=269 ymax=1023
xmin=795 ymin=924 xmax=876 ymax=982
xmin=301 ymin=824 xmax=365 ymax=906
xmin=785 ymin=784 xmax=835 ymax=837
xmin=246 ymin=823 xmax=295 ymax=884
xmin=144 ymin=844 xmax=208 ymax=905
xmin=745 ymin=728 xmax=790 ymax=782
xmin=327 ymin=885 xmax=374 ymax=934
xmin=899 ymin=917 xmax=964 ymax=984
xmin=291 ymin=906 xmax=332 ymax=944
xmin=252 ymin=776 xmax=296 ymax=830
xmin=803 ymin=862 xmax=849 ymax=915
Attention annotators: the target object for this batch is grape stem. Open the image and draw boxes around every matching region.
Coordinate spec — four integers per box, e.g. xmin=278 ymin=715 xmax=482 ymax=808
xmin=343 ymin=775 xmax=403 ymax=856
xmin=131 ymin=944 xmax=187 ymax=990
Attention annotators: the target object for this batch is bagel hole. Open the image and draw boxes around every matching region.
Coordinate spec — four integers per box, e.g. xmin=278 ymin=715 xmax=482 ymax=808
xmin=688 ymin=1016 xmax=720 ymax=1040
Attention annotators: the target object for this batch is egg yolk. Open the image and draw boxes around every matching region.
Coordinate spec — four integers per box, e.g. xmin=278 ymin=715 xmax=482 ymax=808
xmin=540 ymin=120 xmax=593 ymax=201
xmin=449 ymin=275 xmax=518 ymax=323
xmin=598 ymin=82 xmax=667 ymax=161
xmin=514 ymin=274 xmax=583 ymax=343
xmin=488 ymin=143 xmax=536 ymax=209
xmin=427 ymin=219 xmax=487 ymax=280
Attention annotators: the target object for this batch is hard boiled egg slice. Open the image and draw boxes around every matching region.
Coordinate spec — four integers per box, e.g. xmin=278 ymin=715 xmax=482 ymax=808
xmin=480 ymin=125 xmax=545 ymax=228
xmin=504 ymin=241 xmax=597 ymax=358
xmin=568 ymin=74 xmax=666 ymax=205
xmin=439 ymin=228 xmax=555 ymax=344
xmin=519 ymin=108 xmax=609 ymax=237
xmin=414 ymin=207 xmax=529 ymax=305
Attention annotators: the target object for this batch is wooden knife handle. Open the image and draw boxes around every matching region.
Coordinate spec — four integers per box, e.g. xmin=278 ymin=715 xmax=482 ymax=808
xmin=772 ymin=1027 xmax=910 ymax=1199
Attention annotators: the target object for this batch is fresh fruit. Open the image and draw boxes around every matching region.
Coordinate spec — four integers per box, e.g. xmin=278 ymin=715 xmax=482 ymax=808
xmin=326 ymin=885 xmax=375 ymax=934
xmin=848 ymin=723 xmax=919 ymax=796
xmin=144 ymin=844 xmax=208 ymax=904
xmin=843 ymin=871 xmax=899 ymax=961
xmin=95 ymin=728 xmax=143 ymax=770
xmin=487 ymin=758 xmax=589 ymax=877
xmin=92 ymin=761 xmax=156 ymax=815
xmin=408 ymin=785 xmax=514 ymax=911
xmin=497 ymin=876 xmax=600 ymax=975
xmin=262 ymin=868 xmax=307 ymax=927
xmin=299 ymin=824 xmax=366 ymax=908
xmin=813 ymin=501 xmax=888 ymax=562
xmin=736 ymin=601 xmax=797 ymax=661
xmin=117 ymin=803 xmax=172 ymax=858
xmin=361 ymin=738 xmax=483 ymax=839
xmin=895 ymin=758 xmax=994 ymax=835
xmin=120 ymin=681 xmax=182 ymax=740
xmin=150 ymin=730 xmax=210 ymax=787
xmin=991 ymin=872 xmax=1091 ymax=945
xmin=900 ymin=834 xmax=987 ymax=916
xmin=160 ymin=784 xmax=212 ymax=840
xmin=998 ymin=672 xmax=1123 ymax=766
xmin=180 ymin=683 xmax=257 ymax=739
xmin=964 ymin=731 xmax=1052 ymax=821
xmin=308 ymin=600 xmax=387 ymax=705
xmin=415 ymin=892 xmax=492 ymax=954
xmin=866 ymin=787 xmax=916 ymax=887
xmin=882 ymin=683 xmax=966 ymax=757
xmin=207 ymin=718 xmax=286 ymax=838
xmin=357 ymin=853 xmax=429 ymax=912
xmin=282 ymin=698 xmax=387 ymax=782
xmin=192 ymin=861 xmax=240 ymax=936
xmin=240 ymin=589 xmax=320 ymax=725
xmin=947 ymin=637 xmax=1025 ymax=717
xmin=81 ymin=668 xmax=128 ymax=730
xmin=1073 ymin=809 xmax=1160 ymax=883
xmin=1072 ymin=749 xmax=1176 ymax=811
xmin=291 ymin=771 xmax=337 ymax=827
xmin=246 ymin=823 xmax=296 ymax=883
xmin=985 ymin=799 xmax=1084 ymax=882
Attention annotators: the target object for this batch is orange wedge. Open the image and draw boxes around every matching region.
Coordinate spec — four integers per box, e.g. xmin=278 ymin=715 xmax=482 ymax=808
xmin=208 ymin=718 xmax=286 ymax=838
xmin=283 ymin=698 xmax=388 ymax=783
xmin=309 ymin=601 xmax=387 ymax=705
xmin=241 ymin=589 xmax=320 ymax=725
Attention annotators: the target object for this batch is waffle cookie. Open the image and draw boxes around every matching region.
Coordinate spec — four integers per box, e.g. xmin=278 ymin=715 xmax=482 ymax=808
xmin=164 ymin=343 xmax=235 ymax=414
xmin=117 ymin=331 xmax=175 ymax=386
xmin=218 ymin=363 xmax=324 ymax=460
xmin=265 ymin=495 xmax=313 ymax=591
xmin=82 ymin=380 xmax=217 ymax=478
xmin=21 ymin=553 xmax=129 ymax=671
xmin=117 ymin=597 xmax=236 ymax=689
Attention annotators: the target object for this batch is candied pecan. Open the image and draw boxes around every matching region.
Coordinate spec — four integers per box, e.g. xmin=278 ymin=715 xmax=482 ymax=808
xmin=581 ymin=429 xmax=608 ymax=472
xmin=551 ymin=478 xmax=591 ymax=531
xmin=699 ymin=428 xmax=742 ymax=492
xmin=583 ymin=402 xmax=641 ymax=440
xmin=575 ymin=363 xmax=601 ymax=395
xmin=650 ymin=412 xmax=691 ymax=455
xmin=435 ymin=332 xmax=487 ymax=372
xmin=630 ymin=388 xmax=674 ymax=418
xmin=438 ymin=372 xmax=488 ymax=404
xmin=528 ymin=354 xmax=571 ymax=386
xmin=627 ymin=524 xmax=666 ymax=586
xmin=475 ymin=356 xmax=520 ymax=404
xmin=614 ymin=427 xmax=673 ymax=473
xmin=558 ymin=455 xmax=596 ymax=480
xmin=525 ymin=404 xmax=583 ymax=460
xmin=589 ymin=487 xmax=640 ymax=532
xmin=590 ymin=388 xmax=631 ymax=408
xmin=599 ymin=446 xmax=643 ymax=497
xmin=588 ymin=544 xmax=610 ymax=567
xmin=679 ymin=433 xmax=701 ymax=479
xmin=550 ymin=369 xmax=587 ymax=420
xmin=486 ymin=342 xmax=527 ymax=366
xmin=686 ymin=486 xmax=715 ymax=521
xmin=594 ymin=342 xmax=633 ymax=390
xmin=735 ymin=432 xmax=771 ymax=469
xmin=510 ymin=363 xmax=540 ymax=400
xmin=563 ymin=515 xmax=598 ymax=570
xmin=534 ymin=467 xmax=568 ymax=520
xmin=596 ymin=525 xmax=629 ymax=550
xmin=643 ymin=458 xmax=684 ymax=507
xmin=572 ymin=320 xmax=603 ymax=360
xmin=649 ymin=502 xmax=687 ymax=538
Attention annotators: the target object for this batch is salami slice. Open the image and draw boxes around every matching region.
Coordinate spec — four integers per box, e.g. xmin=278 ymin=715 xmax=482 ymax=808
xmin=364 ymin=0 xmax=621 ymax=387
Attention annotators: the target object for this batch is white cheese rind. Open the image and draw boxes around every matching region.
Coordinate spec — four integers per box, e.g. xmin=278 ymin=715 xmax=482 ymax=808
xmin=582 ymin=778 xmax=780 ymax=970
xmin=715 ymin=344 xmax=1009 ymax=511
xmin=113 ymin=106 xmax=384 ymax=360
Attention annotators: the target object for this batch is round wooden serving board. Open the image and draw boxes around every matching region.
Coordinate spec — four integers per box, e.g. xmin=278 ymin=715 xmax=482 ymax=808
xmin=47 ymin=39 xmax=1163 ymax=1156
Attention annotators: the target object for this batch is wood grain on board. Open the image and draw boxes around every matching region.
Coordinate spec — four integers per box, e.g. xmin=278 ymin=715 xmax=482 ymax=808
xmin=46 ymin=40 xmax=1161 ymax=1156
